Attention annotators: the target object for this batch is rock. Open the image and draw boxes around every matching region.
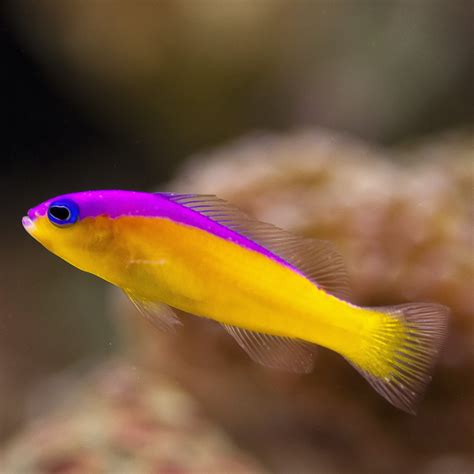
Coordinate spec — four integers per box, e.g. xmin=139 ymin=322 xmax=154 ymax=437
xmin=0 ymin=361 xmax=268 ymax=474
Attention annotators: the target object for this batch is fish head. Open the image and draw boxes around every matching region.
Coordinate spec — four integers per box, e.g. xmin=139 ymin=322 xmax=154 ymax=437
xmin=22 ymin=191 xmax=131 ymax=276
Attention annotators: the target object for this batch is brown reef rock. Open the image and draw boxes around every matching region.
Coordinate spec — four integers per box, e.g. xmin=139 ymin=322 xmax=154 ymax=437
xmin=0 ymin=361 xmax=267 ymax=474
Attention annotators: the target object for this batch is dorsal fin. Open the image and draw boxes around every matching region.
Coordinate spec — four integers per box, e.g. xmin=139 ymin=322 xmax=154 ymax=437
xmin=161 ymin=193 xmax=351 ymax=300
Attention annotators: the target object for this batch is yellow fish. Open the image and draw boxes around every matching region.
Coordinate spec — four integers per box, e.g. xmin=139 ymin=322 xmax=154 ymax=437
xmin=22 ymin=190 xmax=449 ymax=413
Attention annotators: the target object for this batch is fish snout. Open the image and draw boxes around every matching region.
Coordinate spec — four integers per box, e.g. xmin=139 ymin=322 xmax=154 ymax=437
xmin=22 ymin=215 xmax=35 ymax=232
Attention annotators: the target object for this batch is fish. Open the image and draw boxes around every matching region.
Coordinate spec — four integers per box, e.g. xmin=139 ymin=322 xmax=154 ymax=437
xmin=22 ymin=190 xmax=449 ymax=413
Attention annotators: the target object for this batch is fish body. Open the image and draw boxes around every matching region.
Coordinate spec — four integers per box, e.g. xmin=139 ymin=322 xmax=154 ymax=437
xmin=23 ymin=190 xmax=449 ymax=413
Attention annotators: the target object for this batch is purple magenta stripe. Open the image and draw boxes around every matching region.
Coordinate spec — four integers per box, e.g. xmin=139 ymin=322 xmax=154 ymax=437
xmin=28 ymin=190 xmax=301 ymax=275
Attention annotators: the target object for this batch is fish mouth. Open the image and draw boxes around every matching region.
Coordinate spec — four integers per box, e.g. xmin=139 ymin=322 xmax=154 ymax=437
xmin=22 ymin=215 xmax=35 ymax=233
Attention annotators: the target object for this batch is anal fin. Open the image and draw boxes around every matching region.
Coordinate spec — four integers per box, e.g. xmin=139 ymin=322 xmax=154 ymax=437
xmin=222 ymin=324 xmax=316 ymax=374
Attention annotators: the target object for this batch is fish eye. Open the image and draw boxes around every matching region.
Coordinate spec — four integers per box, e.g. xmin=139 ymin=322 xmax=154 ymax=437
xmin=47 ymin=199 xmax=79 ymax=227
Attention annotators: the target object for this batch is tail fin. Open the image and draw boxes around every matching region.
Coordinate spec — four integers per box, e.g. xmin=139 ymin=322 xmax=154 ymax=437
xmin=346 ymin=303 xmax=449 ymax=414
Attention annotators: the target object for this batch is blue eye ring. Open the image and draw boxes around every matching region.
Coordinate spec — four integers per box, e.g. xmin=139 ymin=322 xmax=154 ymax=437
xmin=47 ymin=199 xmax=80 ymax=227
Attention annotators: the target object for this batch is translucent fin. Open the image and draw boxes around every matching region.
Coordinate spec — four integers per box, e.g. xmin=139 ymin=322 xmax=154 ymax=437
xmin=274 ymin=237 xmax=351 ymax=301
xmin=346 ymin=303 xmax=449 ymax=414
xmin=161 ymin=193 xmax=351 ymax=300
xmin=126 ymin=292 xmax=182 ymax=333
xmin=222 ymin=324 xmax=316 ymax=373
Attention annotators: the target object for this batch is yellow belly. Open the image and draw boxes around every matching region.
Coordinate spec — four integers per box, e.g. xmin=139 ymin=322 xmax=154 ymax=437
xmin=88 ymin=216 xmax=376 ymax=357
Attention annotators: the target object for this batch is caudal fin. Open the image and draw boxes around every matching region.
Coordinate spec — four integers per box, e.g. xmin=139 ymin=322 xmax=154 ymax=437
xmin=346 ymin=303 xmax=449 ymax=414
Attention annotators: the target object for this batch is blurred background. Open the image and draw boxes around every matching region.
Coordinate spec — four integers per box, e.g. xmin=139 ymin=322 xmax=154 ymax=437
xmin=1 ymin=1 xmax=473 ymax=473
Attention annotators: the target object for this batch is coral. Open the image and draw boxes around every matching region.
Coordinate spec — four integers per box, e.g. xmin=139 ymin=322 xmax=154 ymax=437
xmin=0 ymin=361 xmax=267 ymax=474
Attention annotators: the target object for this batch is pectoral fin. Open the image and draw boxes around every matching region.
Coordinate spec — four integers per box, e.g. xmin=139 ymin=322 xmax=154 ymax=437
xmin=126 ymin=292 xmax=183 ymax=333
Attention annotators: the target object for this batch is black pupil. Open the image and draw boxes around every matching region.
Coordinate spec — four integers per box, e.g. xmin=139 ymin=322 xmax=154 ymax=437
xmin=50 ymin=206 xmax=70 ymax=221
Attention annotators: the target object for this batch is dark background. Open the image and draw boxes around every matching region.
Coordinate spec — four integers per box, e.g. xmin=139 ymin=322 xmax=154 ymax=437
xmin=1 ymin=1 xmax=472 ymax=471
